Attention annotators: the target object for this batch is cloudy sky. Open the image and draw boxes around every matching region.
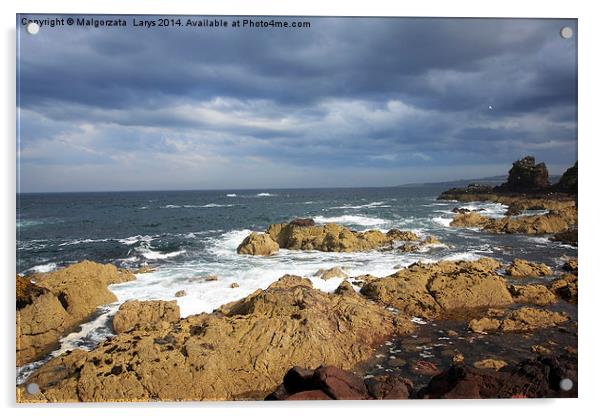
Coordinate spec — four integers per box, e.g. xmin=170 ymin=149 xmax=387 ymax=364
xmin=17 ymin=16 xmax=577 ymax=192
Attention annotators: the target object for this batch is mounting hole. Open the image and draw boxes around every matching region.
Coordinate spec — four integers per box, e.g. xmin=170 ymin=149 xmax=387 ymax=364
xmin=560 ymin=26 xmax=573 ymax=39
xmin=559 ymin=378 xmax=573 ymax=391
xmin=26 ymin=383 xmax=40 ymax=394
xmin=26 ymin=22 xmax=40 ymax=35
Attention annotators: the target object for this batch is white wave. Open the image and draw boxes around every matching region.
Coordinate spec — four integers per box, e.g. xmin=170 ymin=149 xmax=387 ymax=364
xmin=226 ymin=193 xmax=237 ymax=197
xmin=25 ymin=262 xmax=57 ymax=274
xmin=162 ymin=204 xmax=181 ymax=209
xmin=432 ymin=216 xmax=453 ymax=227
xmin=162 ymin=203 xmax=234 ymax=209
xmin=139 ymin=206 xmax=148 ymax=210
xmin=58 ymin=238 xmax=110 ymax=246
xmin=331 ymin=201 xmax=390 ymax=210
xmin=314 ymin=215 xmax=387 ymax=227
xmin=17 ymin=219 xmax=44 ymax=228
xmin=118 ymin=235 xmax=156 ymax=245
xmin=137 ymin=248 xmax=186 ymax=260
xmin=440 ymin=252 xmax=483 ymax=262
xmin=256 ymin=192 xmax=275 ymax=197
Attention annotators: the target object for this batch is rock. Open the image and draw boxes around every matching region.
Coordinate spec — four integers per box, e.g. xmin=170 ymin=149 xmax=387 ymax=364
xmin=236 ymin=232 xmax=279 ymax=256
xmin=468 ymin=317 xmax=501 ymax=333
xmin=506 ymin=259 xmax=552 ymax=278
xmin=174 ymin=290 xmax=186 ymax=298
xmin=134 ymin=266 xmax=155 ymax=274
xmin=473 ymin=359 xmax=507 ymax=370
xmin=452 ymin=354 xmax=464 ymax=364
xmin=450 ymin=212 xmax=491 ymax=228
xmin=388 ymin=357 xmax=407 ymax=367
xmin=20 ymin=275 xmax=413 ymax=402
xmin=204 ymin=275 xmax=218 ymax=282
xmin=418 ymin=355 xmax=577 ymax=398
xmin=364 ymin=375 xmax=412 ymax=399
xmin=399 ymin=235 xmax=443 ymax=252
xmin=112 ymin=300 xmax=180 ymax=334
xmin=386 ymin=229 xmax=420 ymax=241
xmin=286 ymin=390 xmax=332 ymax=400
xmin=16 ymin=261 xmax=135 ymax=366
xmin=554 ymin=161 xmax=577 ymax=194
xmin=508 ymin=284 xmax=556 ymax=305
xmin=230 ymin=282 xmax=240 ymax=288
xmin=361 ymin=258 xmax=511 ymax=319
xmin=531 ymin=344 xmax=552 ymax=355
xmin=313 ymin=365 xmax=369 ymax=399
xmin=562 ymin=258 xmax=578 ymax=274
xmin=452 ymin=207 xmax=471 ymax=214
xmin=313 ymin=267 xmax=348 ymax=280
xmin=498 ymin=156 xmax=551 ymax=192
xmin=551 ymin=228 xmax=578 ymax=246
xmin=334 ymin=280 xmax=356 ymax=296
xmin=264 ymin=222 xmax=418 ymax=252
xmin=500 ymin=307 xmax=569 ymax=332
xmin=550 ymin=274 xmax=578 ymax=303
xmin=410 ymin=360 xmax=440 ymax=376
xmin=289 ymin=218 xmax=316 ymax=227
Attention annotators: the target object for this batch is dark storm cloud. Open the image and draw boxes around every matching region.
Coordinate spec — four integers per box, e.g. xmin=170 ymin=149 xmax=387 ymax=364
xmin=17 ymin=16 xmax=577 ymax=192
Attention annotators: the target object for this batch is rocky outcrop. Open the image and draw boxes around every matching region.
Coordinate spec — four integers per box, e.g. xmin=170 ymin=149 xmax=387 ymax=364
xmin=313 ymin=267 xmax=348 ymax=280
xmin=361 ymin=258 xmax=512 ymax=319
xmin=16 ymin=261 xmax=135 ymax=366
xmin=473 ymin=359 xmax=507 ymax=370
xmin=497 ymin=156 xmax=550 ymax=192
xmin=236 ymin=232 xmax=279 ymax=255
xmin=554 ymin=162 xmax=577 ymax=194
xmin=112 ymin=300 xmax=180 ymax=334
xmin=505 ymin=259 xmax=552 ymax=278
xmin=398 ymin=236 xmax=443 ymax=253
xmin=266 ymin=365 xmax=412 ymax=400
xmin=551 ymin=228 xmax=578 ymax=246
xmin=259 ymin=220 xmax=419 ymax=253
xmin=450 ymin=206 xmax=577 ymax=235
xmin=417 ymin=355 xmax=577 ymax=398
xmin=550 ymin=274 xmax=578 ymax=303
xmin=508 ymin=284 xmax=557 ymax=305
xmin=16 ymin=276 xmax=46 ymax=309
xmin=18 ymin=275 xmax=413 ymax=402
xmin=468 ymin=306 xmax=569 ymax=333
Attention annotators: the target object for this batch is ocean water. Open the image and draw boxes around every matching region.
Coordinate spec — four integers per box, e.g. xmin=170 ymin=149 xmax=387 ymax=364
xmin=16 ymin=187 xmax=577 ymax=383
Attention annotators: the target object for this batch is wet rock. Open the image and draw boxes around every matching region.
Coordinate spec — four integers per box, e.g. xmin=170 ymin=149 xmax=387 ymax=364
xmin=361 ymin=258 xmax=511 ymax=320
xmin=418 ymin=355 xmax=577 ymax=398
xmin=334 ymin=280 xmax=356 ymax=296
xmin=500 ymin=307 xmax=569 ymax=332
xmin=562 ymin=258 xmax=578 ymax=274
xmin=16 ymin=261 xmax=135 ymax=366
xmin=204 ymin=275 xmax=218 ymax=282
xmin=508 ymin=284 xmax=556 ymax=305
xmin=364 ymin=375 xmax=412 ymax=399
xmin=134 ymin=266 xmax=155 ymax=274
xmin=112 ymin=300 xmax=180 ymax=334
xmin=289 ymin=218 xmax=316 ymax=227
xmin=551 ymin=228 xmax=578 ymax=246
xmin=286 ymin=390 xmax=332 ymax=400
xmin=452 ymin=207 xmax=471 ymax=214
xmin=450 ymin=212 xmax=491 ymax=228
xmin=313 ymin=365 xmax=369 ymax=399
xmin=452 ymin=354 xmax=465 ymax=364
xmin=313 ymin=267 xmax=348 ymax=280
xmin=230 ymin=282 xmax=240 ymax=288
xmin=468 ymin=317 xmax=501 ymax=333
xmin=386 ymin=229 xmax=420 ymax=241
xmin=399 ymin=235 xmax=443 ymax=252
xmin=410 ymin=360 xmax=440 ymax=376
xmin=20 ymin=275 xmax=413 ymax=402
xmin=506 ymin=259 xmax=552 ymax=278
xmin=174 ymin=290 xmax=186 ymax=298
xmin=531 ymin=344 xmax=552 ymax=355
xmin=550 ymin=274 xmax=578 ymax=303
xmin=473 ymin=359 xmax=507 ymax=370
xmin=236 ymin=232 xmax=279 ymax=256
xmin=388 ymin=357 xmax=407 ymax=367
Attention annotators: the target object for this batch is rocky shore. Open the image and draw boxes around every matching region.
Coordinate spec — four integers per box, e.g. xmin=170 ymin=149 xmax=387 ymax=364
xmin=17 ymin=254 xmax=577 ymax=402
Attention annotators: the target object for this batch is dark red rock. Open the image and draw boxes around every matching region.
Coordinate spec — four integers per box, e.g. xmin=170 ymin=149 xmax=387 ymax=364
xmin=365 ymin=375 xmax=413 ymax=399
xmin=282 ymin=366 xmax=317 ymax=394
xmin=289 ymin=218 xmax=316 ymax=227
xmin=313 ymin=365 xmax=369 ymax=400
xmin=286 ymin=390 xmax=332 ymax=400
xmin=409 ymin=360 xmax=440 ymax=376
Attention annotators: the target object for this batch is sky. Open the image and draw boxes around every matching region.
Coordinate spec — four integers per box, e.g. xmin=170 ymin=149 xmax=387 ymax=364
xmin=17 ymin=16 xmax=578 ymax=192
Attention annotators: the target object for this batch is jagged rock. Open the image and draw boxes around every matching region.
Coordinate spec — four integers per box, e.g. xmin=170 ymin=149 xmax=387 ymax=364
xmin=364 ymin=375 xmax=413 ymax=399
xmin=554 ymin=162 xmax=577 ymax=194
xmin=450 ymin=212 xmax=491 ymax=228
xmin=399 ymin=235 xmax=443 ymax=253
xmin=508 ymin=284 xmax=556 ymax=305
xmin=361 ymin=258 xmax=511 ymax=319
xmin=16 ymin=276 xmax=46 ymax=309
xmin=334 ymin=280 xmax=356 ymax=296
xmin=112 ymin=300 xmax=180 ymax=334
xmin=417 ymin=355 xmax=577 ymax=398
xmin=263 ymin=221 xmax=418 ymax=253
xmin=313 ymin=267 xmax=348 ymax=280
xmin=19 ymin=275 xmax=413 ymax=402
xmin=506 ymin=259 xmax=552 ymax=278
xmin=204 ymin=275 xmax=218 ymax=282
xmin=531 ymin=345 xmax=552 ymax=355
xmin=236 ymin=232 xmax=279 ymax=256
xmin=551 ymin=228 xmax=578 ymax=246
xmin=498 ymin=156 xmax=551 ymax=192
xmin=469 ymin=306 xmax=569 ymax=333
xmin=289 ymin=218 xmax=316 ymax=227
xmin=550 ymin=274 xmax=578 ymax=303
xmin=386 ymin=229 xmax=420 ymax=241
xmin=473 ymin=359 xmax=507 ymax=370
xmin=562 ymin=258 xmax=578 ymax=274
xmin=174 ymin=290 xmax=186 ymax=297
xmin=16 ymin=261 xmax=135 ymax=366
xmin=230 ymin=282 xmax=240 ymax=288
xmin=134 ymin=266 xmax=155 ymax=274
xmin=409 ymin=360 xmax=440 ymax=376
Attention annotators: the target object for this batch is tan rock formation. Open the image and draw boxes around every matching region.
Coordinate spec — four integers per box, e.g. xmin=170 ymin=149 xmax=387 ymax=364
xmin=19 ymin=275 xmax=413 ymax=402
xmin=17 ymin=261 xmax=135 ymax=366
xmin=473 ymin=359 xmax=507 ymax=370
xmin=506 ymin=259 xmax=552 ymax=278
xmin=313 ymin=267 xmax=348 ymax=280
xmin=468 ymin=306 xmax=569 ymax=333
xmin=236 ymin=232 xmax=279 ymax=256
xmin=112 ymin=300 xmax=180 ymax=334
xmin=508 ymin=284 xmax=556 ymax=305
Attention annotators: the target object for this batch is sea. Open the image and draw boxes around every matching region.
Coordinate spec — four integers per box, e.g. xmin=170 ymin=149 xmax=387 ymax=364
xmin=16 ymin=186 xmax=577 ymax=383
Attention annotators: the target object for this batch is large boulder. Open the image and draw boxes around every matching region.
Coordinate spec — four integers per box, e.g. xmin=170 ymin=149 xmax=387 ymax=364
xmin=236 ymin=232 xmax=279 ymax=256
xmin=16 ymin=261 xmax=135 ymax=366
xmin=361 ymin=258 xmax=512 ymax=319
xmin=508 ymin=284 xmax=557 ymax=305
xmin=497 ymin=156 xmax=551 ymax=192
xmin=468 ymin=306 xmax=569 ymax=333
xmin=112 ymin=300 xmax=180 ymax=334
xmin=550 ymin=274 xmax=578 ymax=303
xmin=18 ymin=275 xmax=413 ymax=402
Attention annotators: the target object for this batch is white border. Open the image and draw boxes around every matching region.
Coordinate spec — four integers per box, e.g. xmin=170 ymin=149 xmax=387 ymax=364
xmin=3 ymin=1 xmax=600 ymax=415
